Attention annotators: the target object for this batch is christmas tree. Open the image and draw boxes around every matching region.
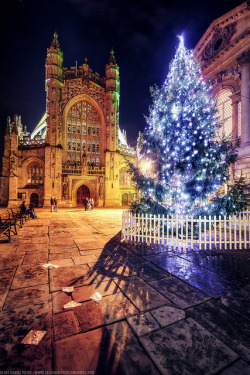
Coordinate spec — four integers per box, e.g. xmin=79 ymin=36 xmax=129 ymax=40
xmin=129 ymin=36 xmax=248 ymax=217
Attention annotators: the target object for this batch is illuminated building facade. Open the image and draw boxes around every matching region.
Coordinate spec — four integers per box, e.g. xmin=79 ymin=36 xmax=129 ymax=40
xmin=0 ymin=33 xmax=135 ymax=208
xmin=195 ymin=1 xmax=250 ymax=181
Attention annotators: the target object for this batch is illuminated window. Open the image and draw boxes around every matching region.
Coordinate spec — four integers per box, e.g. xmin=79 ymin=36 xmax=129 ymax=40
xmin=66 ymin=101 xmax=101 ymax=165
xmin=238 ymin=101 xmax=241 ymax=137
xmin=216 ymin=90 xmax=233 ymax=139
xmin=27 ymin=162 xmax=43 ymax=185
xmin=119 ymin=168 xmax=131 ymax=186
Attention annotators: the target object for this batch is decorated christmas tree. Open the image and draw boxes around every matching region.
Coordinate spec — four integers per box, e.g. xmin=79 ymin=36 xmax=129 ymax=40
xmin=129 ymin=36 xmax=249 ymax=217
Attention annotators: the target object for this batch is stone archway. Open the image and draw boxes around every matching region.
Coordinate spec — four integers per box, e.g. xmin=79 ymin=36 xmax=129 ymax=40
xmin=30 ymin=193 xmax=39 ymax=207
xmin=77 ymin=185 xmax=90 ymax=206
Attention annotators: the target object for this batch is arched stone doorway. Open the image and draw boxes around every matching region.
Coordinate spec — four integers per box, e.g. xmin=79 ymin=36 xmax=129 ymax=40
xmin=122 ymin=193 xmax=128 ymax=206
xmin=77 ymin=185 xmax=90 ymax=206
xmin=30 ymin=193 xmax=39 ymax=207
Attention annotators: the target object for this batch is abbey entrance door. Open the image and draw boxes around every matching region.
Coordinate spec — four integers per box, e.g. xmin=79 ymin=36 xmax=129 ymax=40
xmin=77 ymin=185 xmax=90 ymax=206
xmin=30 ymin=193 xmax=39 ymax=207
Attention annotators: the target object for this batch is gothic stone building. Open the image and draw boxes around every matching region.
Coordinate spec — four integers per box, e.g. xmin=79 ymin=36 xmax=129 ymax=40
xmin=0 ymin=33 xmax=136 ymax=208
xmin=195 ymin=1 xmax=250 ymax=181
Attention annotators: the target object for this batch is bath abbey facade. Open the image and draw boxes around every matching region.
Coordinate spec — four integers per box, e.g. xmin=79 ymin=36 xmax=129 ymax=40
xmin=0 ymin=1 xmax=249 ymax=208
xmin=0 ymin=33 xmax=136 ymax=208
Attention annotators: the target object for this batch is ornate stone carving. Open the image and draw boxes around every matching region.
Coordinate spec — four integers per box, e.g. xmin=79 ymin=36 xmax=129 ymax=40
xmin=202 ymin=22 xmax=237 ymax=62
xmin=237 ymin=49 xmax=250 ymax=66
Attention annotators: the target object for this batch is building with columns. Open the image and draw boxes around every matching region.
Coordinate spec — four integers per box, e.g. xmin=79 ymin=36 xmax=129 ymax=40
xmin=195 ymin=1 xmax=250 ymax=180
xmin=0 ymin=33 xmax=136 ymax=208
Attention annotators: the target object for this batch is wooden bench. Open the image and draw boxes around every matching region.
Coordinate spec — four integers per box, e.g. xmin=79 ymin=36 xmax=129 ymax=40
xmin=0 ymin=211 xmax=18 ymax=235
xmin=0 ymin=221 xmax=11 ymax=242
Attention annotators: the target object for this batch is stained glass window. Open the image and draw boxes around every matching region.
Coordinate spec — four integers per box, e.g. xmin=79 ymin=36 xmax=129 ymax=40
xmin=216 ymin=90 xmax=233 ymax=139
xmin=119 ymin=168 xmax=131 ymax=186
xmin=66 ymin=101 xmax=101 ymax=165
xmin=27 ymin=162 xmax=43 ymax=185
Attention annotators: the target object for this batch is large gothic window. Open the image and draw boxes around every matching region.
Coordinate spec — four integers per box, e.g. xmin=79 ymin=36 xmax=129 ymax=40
xmin=27 ymin=162 xmax=43 ymax=185
xmin=119 ymin=168 xmax=131 ymax=186
xmin=216 ymin=90 xmax=233 ymax=139
xmin=66 ymin=101 xmax=101 ymax=166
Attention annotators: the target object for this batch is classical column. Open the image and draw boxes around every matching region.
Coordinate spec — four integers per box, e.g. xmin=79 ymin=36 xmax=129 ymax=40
xmin=237 ymin=50 xmax=250 ymax=146
xmin=231 ymin=91 xmax=240 ymax=139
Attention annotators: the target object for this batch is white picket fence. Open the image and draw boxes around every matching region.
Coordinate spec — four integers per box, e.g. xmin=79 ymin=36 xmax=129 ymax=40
xmin=122 ymin=210 xmax=250 ymax=250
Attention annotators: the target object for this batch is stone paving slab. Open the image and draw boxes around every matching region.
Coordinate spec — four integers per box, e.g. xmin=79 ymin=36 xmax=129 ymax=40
xmin=150 ymin=305 xmax=186 ymax=327
xmin=0 ymin=253 xmax=25 ymax=267
xmin=49 ymin=264 xmax=91 ymax=292
xmin=0 ymin=266 xmax=17 ymax=310
xmin=1 ymin=208 xmax=250 ymax=374
xmin=16 ymin=243 xmax=49 ymax=252
xmin=0 ymin=302 xmax=52 ymax=372
xmin=51 ymin=291 xmax=72 ymax=314
xmin=127 ymin=312 xmax=160 ymax=336
xmin=53 ymin=310 xmax=80 ymax=340
xmin=74 ymin=237 xmax=105 ymax=250
xmin=22 ymin=253 xmax=49 ymax=264
xmin=187 ymin=299 xmax=250 ymax=361
xmin=116 ymin=276 xmax=171 ymax=312
xmin=10 ymin=264 xmax=49 ymax=290
xmin=3 ymin=284 xmax=50 ymax=310
xmin=150 ymin=276 xmax=210 ymax=309
xmin=220 ymin=284 xmax=250 ymax=320
xmin=72 ymin=254 xmax=98 ymax=265
xmin=220 ymin=359 xmax=250 ymax=375
xmin=74 ymin=292 xmax=138 ymax=332
xmin=140 ymin=317 xmax=238 ymax=375
xmin=72 ymin=280 xmax=118 ymax=302
xmin=54 ymin=321 xmax=160 ymax=374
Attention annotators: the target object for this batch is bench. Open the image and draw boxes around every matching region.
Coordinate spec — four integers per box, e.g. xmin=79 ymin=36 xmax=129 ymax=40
xmin=0 ymin=221 xmax=11 ymax=242
xmin=0 ymin=211 xmax=18 ymax=235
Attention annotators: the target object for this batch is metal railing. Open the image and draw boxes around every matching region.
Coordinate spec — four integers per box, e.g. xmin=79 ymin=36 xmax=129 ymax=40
xmin=122 ymin=210 xmax=250 ymax=250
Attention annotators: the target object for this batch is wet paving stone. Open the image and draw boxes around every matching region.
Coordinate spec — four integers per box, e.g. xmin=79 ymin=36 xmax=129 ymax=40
xmin=150 ymin=276 xmax=210 ymax=309
xmin=116 ymin=276 xmax=171 ymax=312
xmin=187 ymin=299 xmax=250 ymax=361
xmin=127 ymin=312 xmax=160 ymax=336
xmin=72 ymin=254 xmax=97 ymax=265
xmin=151 ymin=305 xmax=186 ymax=327
xmin=220 ymin=359 xmax=250 ymax=375
xmin=54 ymin=320 xmax=160 ymax=374
xmin=49 ymin=264 xmax=91 ymax=292
xmin=22 ymin=253 xmax=48 ymax=265
xmin=3 ymin=285 xmax=50 ymax=310
xmin=53 ymin=310 xmax=80 ymax=340
xmin=140 ymin=317 xmax=238 ymax=375
xmin=0 ymin=302 xmax=52 ymax=372
xmin=51 ymin=291 xmax=72 ymax=314
xmin=0 ymin=266 xmax=17 ymax=310
xmin=74 ymin=292 xmax=138 ymax=332
xmin=220 ymin=284 xmax=250 ymax=320
xmin=146 ymin=253 xmax=244 ymax=297
xmin=11 ymin=264 xmax=48 ymax=290
xmin=72 ymin=280 xmax=118 ymax=302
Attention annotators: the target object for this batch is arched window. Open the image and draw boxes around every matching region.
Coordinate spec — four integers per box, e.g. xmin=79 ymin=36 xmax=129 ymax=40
xmin=66 ymin=101 xmax=101 ymax=166
xmin=119 ymin=168 xmax=131 ymax=186
xmin=216 ymin=90 xmax=233 ymax=139
xmin=27 ymin=162 xmax=43 ymax=185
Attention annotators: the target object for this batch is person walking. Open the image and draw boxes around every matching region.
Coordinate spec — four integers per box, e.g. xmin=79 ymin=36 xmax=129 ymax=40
xmin=54 ymin=197 xmax=58 ymax=212
xmin=50 ymin=197 xmax=54 ymax=212
xmin=83 ymin=197 xmax=88 ymax=211
xmin=90 ymin=198 xmax=94 ymax=210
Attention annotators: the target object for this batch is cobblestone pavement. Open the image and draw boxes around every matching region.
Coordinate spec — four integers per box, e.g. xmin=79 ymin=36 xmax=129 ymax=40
xmin=0 ymin=208 xmax=250 ymax=375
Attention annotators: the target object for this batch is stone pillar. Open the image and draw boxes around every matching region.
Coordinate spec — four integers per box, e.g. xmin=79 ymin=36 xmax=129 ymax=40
xmin=237 ymin=50 xmax=250 ymax=146
xmin=231 ymin=92 xmax=240 ymax=139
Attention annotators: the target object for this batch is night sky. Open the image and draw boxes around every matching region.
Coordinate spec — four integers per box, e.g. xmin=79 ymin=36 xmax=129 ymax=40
xmin=0 ymin=0 xmax=244 ymax=154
